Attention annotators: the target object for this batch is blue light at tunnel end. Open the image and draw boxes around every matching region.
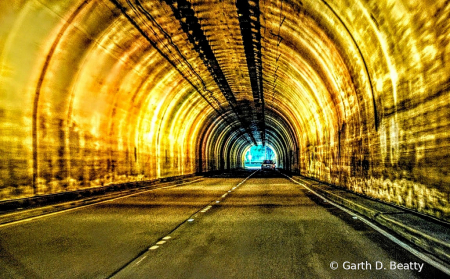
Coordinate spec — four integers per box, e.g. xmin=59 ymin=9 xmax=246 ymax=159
xmin=244 ymin=145 xmax=277 ymax=169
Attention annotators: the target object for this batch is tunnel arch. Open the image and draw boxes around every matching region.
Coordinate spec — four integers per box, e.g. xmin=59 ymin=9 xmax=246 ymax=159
xmin=1 ymin=0 xmax=450 ymax=221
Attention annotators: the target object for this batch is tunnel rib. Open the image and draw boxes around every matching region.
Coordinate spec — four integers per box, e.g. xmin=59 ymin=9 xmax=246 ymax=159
xmin=161 ymin=0 xmax=259 ymax=145
xmin=32 ymin=0 xmax=91 ymax=195
xmin=236 ymin=0 xmax=266 ymax=146
xmin=319 ymin=0 xmax=379 ymax=131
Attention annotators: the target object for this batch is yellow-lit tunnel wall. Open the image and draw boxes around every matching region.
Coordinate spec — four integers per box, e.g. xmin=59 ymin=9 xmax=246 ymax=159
xmin=1 ymin=0 xmax=449 ymax=221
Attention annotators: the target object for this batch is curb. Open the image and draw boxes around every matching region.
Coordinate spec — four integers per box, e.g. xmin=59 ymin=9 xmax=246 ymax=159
xmin=0 ymin=175 xmax=203 ymax=226
xmin=290 ymin=175 xmax=450 ymax=266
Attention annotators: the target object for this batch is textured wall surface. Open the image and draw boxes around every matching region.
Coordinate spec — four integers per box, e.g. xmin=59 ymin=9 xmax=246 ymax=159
xmin=0 ymin=0 xmax=449 ymax=221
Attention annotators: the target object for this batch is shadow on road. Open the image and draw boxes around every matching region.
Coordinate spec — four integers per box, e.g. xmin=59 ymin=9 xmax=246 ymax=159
xmin=204 ymin=169 xmax=285 ymax=179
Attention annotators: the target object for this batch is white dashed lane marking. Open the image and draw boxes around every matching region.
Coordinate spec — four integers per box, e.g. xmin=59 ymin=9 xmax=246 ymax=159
xmin=109 ymin=170 xmax=260 ymax=278
xmin=135 ymin=256 xmax=147 ymax=266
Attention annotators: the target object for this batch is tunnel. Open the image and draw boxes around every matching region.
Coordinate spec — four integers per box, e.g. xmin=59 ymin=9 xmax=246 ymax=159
xmin=2 ymin=0 xmax=449 ymax=221
xmin=1 ymin=0 xmax=450 ymax=277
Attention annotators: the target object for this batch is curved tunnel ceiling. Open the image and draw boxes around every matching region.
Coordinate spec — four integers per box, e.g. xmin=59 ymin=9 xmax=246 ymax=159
xmin=1 ymin=0 xmax=450 ymax=220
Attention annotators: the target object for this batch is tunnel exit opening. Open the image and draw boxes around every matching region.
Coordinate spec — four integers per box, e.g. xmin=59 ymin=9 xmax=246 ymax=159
xmin=244 ymin=145 xmax=277 ymax=169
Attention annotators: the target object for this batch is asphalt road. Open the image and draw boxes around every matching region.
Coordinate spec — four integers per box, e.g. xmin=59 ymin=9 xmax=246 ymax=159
xmin=0 ymin=170 xmax=445 ymax=278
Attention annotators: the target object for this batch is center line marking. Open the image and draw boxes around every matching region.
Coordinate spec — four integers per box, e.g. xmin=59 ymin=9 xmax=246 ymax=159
xmin=135 ymin=255 xmax=147 ymax=265
xmin=107 ymin=170 xmax=260 ymax=278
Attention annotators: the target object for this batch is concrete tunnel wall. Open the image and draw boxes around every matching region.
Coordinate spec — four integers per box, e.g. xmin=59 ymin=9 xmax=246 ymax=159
xmin=0 ymin=0 xmax=450 ymax=221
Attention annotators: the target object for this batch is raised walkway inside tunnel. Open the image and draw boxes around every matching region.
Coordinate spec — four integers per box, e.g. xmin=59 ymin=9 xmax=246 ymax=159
xmin=0 ymin=170 xmax=448 ymax=278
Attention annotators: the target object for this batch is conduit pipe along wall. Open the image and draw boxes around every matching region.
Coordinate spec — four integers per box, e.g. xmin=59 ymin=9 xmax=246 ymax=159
xmin=1 ymin=0 xmax=450 ymax=221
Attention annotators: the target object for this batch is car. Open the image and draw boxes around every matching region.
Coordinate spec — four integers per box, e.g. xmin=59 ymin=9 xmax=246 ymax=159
xmin=261 ymin=160 xmax=276 ymax=170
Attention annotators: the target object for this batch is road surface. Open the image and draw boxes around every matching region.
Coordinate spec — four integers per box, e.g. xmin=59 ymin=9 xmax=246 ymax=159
xmin=0 ymin=170 xmax=445 ymax=278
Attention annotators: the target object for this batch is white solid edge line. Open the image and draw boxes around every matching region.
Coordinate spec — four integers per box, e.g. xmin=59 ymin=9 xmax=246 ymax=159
xmin=286 ymin=174 xmax=450 ymax=276
xmin=0 ymin=178 xmax=203 ymax=228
